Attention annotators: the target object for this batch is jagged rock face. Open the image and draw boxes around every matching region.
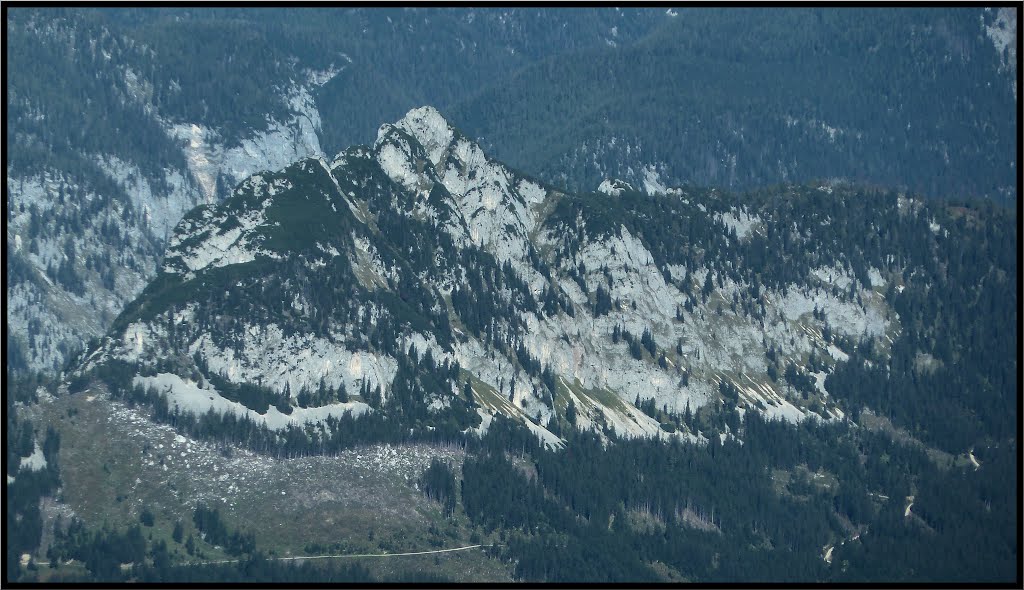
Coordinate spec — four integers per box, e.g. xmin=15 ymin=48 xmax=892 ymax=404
xmin=378 ymin=107 xmax=549 ymax=285
xmin=79 ymin=106 xmax=916 ymax=447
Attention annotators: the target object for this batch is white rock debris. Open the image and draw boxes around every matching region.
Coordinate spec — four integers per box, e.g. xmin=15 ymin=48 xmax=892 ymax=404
xmin=165 ymin=84 xmax=324 ymax=204
xmin=642 ymin=165 xmax=668 ymax=195
xmin=716 ymin=209 xmax=762 ymax=240
xmin=597 ymin=178 xmax=635 ymax=196
xmin=134 ymin=373 xmax=369 ymax=430
xmin=19 ymin=443 xmax=48 ymax=472
xmin=191 ymin=324 xmax=399 ymax=403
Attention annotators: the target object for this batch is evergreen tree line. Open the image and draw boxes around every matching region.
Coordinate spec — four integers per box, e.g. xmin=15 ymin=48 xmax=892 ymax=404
xmin=453 ymin=412 xmax=1015 ymax=582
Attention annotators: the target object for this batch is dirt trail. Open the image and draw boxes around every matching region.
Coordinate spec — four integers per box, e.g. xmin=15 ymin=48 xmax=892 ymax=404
xmin=189 ymin=543 xmax=493 ymax=565
xmin=27 ymin=544 xmax=495 ymax=569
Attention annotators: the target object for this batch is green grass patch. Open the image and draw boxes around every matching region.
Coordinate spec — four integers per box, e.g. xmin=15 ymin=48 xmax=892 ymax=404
xmin=458 ymin=370 xmax=521 ymax=419
xmin=553 ymin=375 xmax=630 ymax=419
xmin=25 ymin=393 xmax=513 ymax=581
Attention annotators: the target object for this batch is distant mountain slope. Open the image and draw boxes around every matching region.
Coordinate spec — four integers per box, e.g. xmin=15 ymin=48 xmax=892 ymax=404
xmin=5 ymin=8 xmax=332 ymax=374
xmin=451 ymin=7 xmax=1017 ymax=200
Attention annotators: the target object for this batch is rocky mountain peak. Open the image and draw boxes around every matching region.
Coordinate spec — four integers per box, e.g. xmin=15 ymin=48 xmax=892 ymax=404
xmin=393 ymin=105 xmax=457 ymax=169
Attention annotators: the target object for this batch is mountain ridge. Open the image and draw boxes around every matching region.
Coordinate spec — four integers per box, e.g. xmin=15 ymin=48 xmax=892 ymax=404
xmin=8 ymin=8 xmax=1014 ymax=376
xmin=71 ymin=106 xmax=951 ymax=451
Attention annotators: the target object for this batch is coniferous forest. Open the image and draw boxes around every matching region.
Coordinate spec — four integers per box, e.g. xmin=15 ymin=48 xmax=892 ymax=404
xmin=5 ymin=6 xmax=1018 ymax=585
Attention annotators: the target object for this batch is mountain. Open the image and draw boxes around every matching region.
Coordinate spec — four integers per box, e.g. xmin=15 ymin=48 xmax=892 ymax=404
xmin=10 ymin=106 xmax=1017 ymax=584
xmin=5 ymin=9 xmax=1018 ymax=581
xmin=73 ymin=105 xmax=1016 ymax=453
xmin=6 ymin=7 xmax=1015 ymax=376
xmin=72 ymin=106 xmax=839 ymax=446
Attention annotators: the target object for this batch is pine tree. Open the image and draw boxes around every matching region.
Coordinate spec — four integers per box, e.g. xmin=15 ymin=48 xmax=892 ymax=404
xmin=641 ymin=327 xmax=656 ymax=357
xmin=702 ymin=271 xmax=715 ymax=299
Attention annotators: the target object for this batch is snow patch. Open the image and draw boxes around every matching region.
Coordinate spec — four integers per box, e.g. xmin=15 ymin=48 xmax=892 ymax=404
xmin=867 ymin=267 xmax=886 ymax=289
